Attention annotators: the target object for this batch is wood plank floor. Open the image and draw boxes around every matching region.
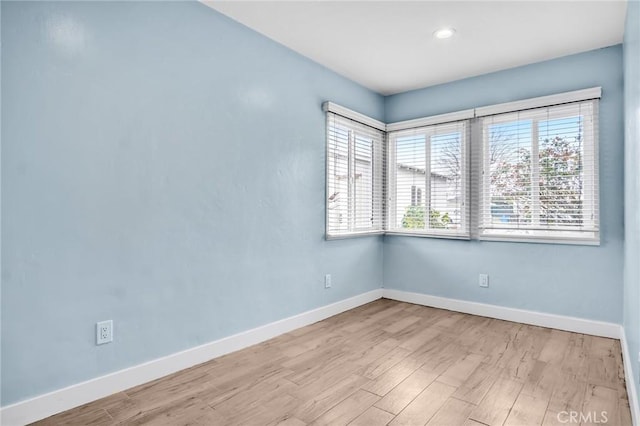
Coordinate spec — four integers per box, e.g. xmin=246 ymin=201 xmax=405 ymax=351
xmin=33 ymin=299 xmax=632 ymax=426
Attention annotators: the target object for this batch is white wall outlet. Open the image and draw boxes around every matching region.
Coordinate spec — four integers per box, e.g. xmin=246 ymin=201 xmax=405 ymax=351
xmin=96 ymin=320 xmax=113 ymax=345
xmin=479 ymin=274 xmax=489 ymax=288
xmin=325 ymin=274 xmax=332 ymax=289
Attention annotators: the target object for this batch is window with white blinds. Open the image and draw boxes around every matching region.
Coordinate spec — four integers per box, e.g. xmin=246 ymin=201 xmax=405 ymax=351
xmin=324 ymin=87 xmax=600 ymax=244
xmin=325 ymin=111 xmax=385 ymax=237
xmin=478 ymin=100 xmax=599 ymax=243
xmin=387 ymin=121 xmax=470 ymax=238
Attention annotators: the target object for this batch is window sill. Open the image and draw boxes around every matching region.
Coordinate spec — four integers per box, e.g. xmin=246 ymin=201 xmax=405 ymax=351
xmin=478 ymin=234 xmax=600 ymax=246
xmin=384 ymin=231 xmax=470 ymax=240
xmin=327 ymin=230 xmax=469 ymax=241
xmin=325 ymin=231 xmax=384 ymax=240
xmin=326 ymin=230 xmax=600 ymax=246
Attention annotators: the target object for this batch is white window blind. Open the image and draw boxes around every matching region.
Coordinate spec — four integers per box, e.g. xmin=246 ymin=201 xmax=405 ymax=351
xmin=326 ymin=112 xmax=385 ymax=237
xmin=478 ymin=100 xmax=599 ymax=244
xmin=388 ymin=120 xmax=470 ymax=238
xmin=324 ymin=88 xmax=600 ymax=245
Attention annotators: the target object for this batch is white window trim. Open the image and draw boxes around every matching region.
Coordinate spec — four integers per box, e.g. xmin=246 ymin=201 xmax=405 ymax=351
xmin=387 ymin=121 xmax=470 ymax=238
xmin=384 ymin=230 xmax=471 ymax=240
xmin=386 ymin=109 xmax=474 ymax=132
xmin=475 ymin=87 xmax=601 ymax=117
xmin=322 ymin=102 xmax=386 ymax=131
xmin=479 ymin=234 xmax=600 ymax=246
xmin=324 ymin=87 xmax=602 ymax=245
xmin=325 ymin=230 xmax=385 ymax=240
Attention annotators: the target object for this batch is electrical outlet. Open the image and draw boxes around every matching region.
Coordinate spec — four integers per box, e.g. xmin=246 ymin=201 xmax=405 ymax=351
xmin=325 ymin=274 xmax=332 ymax=289
xmin=96 ymin=320 xmax=113 ymax=345
xmin=479 ymin=274 xmax=489 ymax=288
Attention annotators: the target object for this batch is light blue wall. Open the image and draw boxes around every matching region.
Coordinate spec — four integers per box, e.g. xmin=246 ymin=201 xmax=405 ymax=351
xmin=0 ymin=1 xmax=384 ymax=405
xmin=384 ymin=46 xmax=624 ymax=324
xmin=0 ymin=0 xmax=632 ymax=411
xmin=624 ymin=0 xmax=640 ymax=395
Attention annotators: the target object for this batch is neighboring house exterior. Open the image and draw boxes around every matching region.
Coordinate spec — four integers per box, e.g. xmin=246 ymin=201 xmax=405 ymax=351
xmin=328 ymin=160 xmax=461 ymax=233
xmin=327 ymin=154 xmax=374 ymax=233
xmin=395 ymin=163 xmax=460 ymax=228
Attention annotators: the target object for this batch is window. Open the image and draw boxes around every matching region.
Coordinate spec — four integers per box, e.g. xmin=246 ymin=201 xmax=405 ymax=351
xmin=388 ymin=121 xmax=469 ymax=238
xmin=324 ymin=87 xmax=600 ymax=245
xmin=325 ymin=108 xmax=385 ymax=238
xmin=478 ymin=100 xmax=599 ymax=243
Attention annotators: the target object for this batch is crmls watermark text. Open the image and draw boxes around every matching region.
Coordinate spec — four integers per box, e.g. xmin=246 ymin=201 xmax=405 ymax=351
xmin=557 ymin=411 xmax=609 ymax=424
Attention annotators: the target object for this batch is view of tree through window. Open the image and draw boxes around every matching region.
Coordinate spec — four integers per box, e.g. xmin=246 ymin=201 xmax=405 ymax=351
xmin=482 ymin=101 xmax=596 ymax=239
xmin=539 ymin=118 xmax=585 ymax=227
xmin=487 ymin=117 xmax=586 ymax=226
xmin=488 ymin=120 xmax=534 ymax=225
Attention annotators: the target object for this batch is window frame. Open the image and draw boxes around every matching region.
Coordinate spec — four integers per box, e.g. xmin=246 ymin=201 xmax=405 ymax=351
xmin=386 ymin=121 xmax=471 ymax=239
xmin=324 ymin=103 xmax=385 ymax=239
xmin=478 ymin=101 xmax=599 ymax=245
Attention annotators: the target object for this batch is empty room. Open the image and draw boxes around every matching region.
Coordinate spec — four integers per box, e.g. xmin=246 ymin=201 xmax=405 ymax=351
xmin=1 ymin=0 xmax=639 ymax=425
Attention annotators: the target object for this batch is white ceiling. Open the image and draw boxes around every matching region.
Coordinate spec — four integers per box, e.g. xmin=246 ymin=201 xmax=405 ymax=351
xmin=204 ymin=1 xmax=627 ymax=96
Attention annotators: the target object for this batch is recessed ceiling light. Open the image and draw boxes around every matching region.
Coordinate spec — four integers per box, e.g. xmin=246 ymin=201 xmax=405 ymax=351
xmin=433 ymin=27 xmax=456 ymax=39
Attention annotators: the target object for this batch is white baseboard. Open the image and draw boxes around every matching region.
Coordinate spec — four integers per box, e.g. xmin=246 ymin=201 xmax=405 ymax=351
xmin=381 ymin=289 xmax=621 ymax=339
xmin=2 ymin=287 xmax=633 ymax=426
xmin=621 ymin=328 xmax=640 ymax=426
xmin=383 ymin=289 xmax=639 ymax=424
xmin=0 ymin=289 xmax=383 ymax=426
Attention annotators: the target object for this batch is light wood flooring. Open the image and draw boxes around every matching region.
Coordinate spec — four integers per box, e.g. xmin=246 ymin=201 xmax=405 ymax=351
xmin=33 ymin=299 xmax=632 ymax=426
